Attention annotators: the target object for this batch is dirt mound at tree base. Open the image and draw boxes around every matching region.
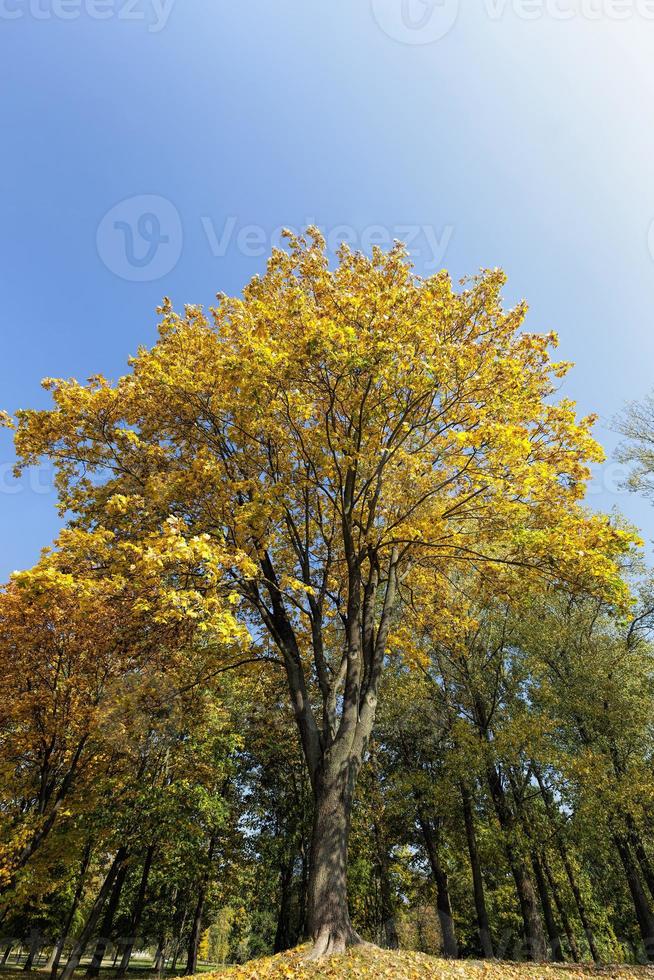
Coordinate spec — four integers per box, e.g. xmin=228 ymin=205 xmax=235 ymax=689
xmin=202 ymin=945 xmax=654 ymax=979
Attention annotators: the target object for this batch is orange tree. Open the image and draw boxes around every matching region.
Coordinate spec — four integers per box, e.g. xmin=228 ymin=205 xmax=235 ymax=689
xmin=0 ymin=523 xmax=245 ymax=899
xmin=12 ymin=231 xmax=631 ymax=957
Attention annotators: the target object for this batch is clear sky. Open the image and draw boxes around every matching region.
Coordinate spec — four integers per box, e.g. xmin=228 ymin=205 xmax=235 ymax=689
xmin=2 ymin=1 xmax=654 ymax=578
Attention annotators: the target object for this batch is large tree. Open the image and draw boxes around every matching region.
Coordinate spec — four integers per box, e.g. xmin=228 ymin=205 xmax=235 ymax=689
xmin=12 ymin=231 xmax=629 ymax=956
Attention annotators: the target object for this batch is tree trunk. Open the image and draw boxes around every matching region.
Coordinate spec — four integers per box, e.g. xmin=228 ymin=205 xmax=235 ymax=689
xmin=614 ymin=833 xmax=654 ymax=961
xmin=1 ymin=944 xmax=13 ymax=966
xmin=626 ymin=814 xmax=654 ymax=903
xmin=371 ymin=818 xmax=398 ymax=950
xmin=59 ymin=847 xmax=128 ymax=980
xmin=460 ymin=780 xmax=493 ymax=958
xmin=44 ymin=945 xmax=59 ymax=973
xmin=273 ymin=856 xmax=295 ymax=953
xmin=531 ymin=851 xmax=564 ymax=962
xmin=297 ymin=839 xmax=309 ymax=942
xmin=22 ymin=931 xmax=42 ymax=971
xmin=50 ymin=840 xmax=93 ymax=980
xmin=153 ymin=937 xmax=165 ymax=975
xmin=117 ymin=844 xmax=155 ymax=977
xmin=485 ymin=763 xmax=546 ymax=961
xmin=417 ymin=814 xmax=458 ymax=958
xmin=169 ymin=898 xmax=187 ymax=975
xmin=86 ymin=858 xmax=129 ymax=977
xmin=535 ymin=763 xmax=602 ymax=962
xmin=377 ymin=847 xmax=399 ymax=951
xmin=541 ymin=850 xmax=580 ymax=963
xmin=184 ymin=835 xmax=217 ymax=976
xmin=559 ymin=840 xmax=599 ymax=963
xmin=306 ymin=760 xmax=361 ymax=959
xmin=185 ymin=886 xmax=205 ymax=978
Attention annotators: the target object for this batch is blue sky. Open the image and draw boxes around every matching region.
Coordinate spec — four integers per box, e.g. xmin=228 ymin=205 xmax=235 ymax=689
xmin=2 ymin=1 xmax=654 ymax=577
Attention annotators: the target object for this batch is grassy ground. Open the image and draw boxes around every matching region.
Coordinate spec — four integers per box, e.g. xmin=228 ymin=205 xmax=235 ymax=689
xmin=200 ymin=945 xmax=654 ymax=979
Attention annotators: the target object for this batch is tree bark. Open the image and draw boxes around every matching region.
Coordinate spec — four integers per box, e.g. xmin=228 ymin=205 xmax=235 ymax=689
xmin=376 ymin=843 xmax=399 ymax=951
xmin=306 ymin=758 xmax=361 ymax=959
xmin=417 ymin=814 xmax=458 ymax=958
xmin=153 ymin=937 xmax=165 ymax=975
xmin=49 ymin=840 xmax=93 ymax=980
xmin=613 ymin=832 xmax=654 ymax=961
xmin=626 ymin=814 xmax=654 ymax=903
xmin=273 ymin=855 xmax=295 ymax=953
xmin=560 ymin=841 xmax=599 ymax=963
xmin=185 ymin=888 xmax=204 ymax=977
xmin=541 ymin=850 xmax=581 ymax=963
xmin=184 ymin=835 xmax=217 ymax=976
xmin=531 ymin=851 xmax=564 ymax=961
xmin=59 ymin=847 xmax=128 ymax=980
xmin=297 ymin=839 xmax=309 ymax=942
xmin=21 ymin=931 xmax=42 ymax=971
xmin=117 ymin=844 xmax=155 ymax=977
xmin=534 ymin=770 xmax=600 ymax=963
xmin=460 ymin=780 xmax=493 ymax=958
xmin=484 ymin=762 xmax=546 ymax=960
xmin=371 ymin=814 xmax=398 ymax=948
xmin=86 ymin=858 xmax=129 ymax=977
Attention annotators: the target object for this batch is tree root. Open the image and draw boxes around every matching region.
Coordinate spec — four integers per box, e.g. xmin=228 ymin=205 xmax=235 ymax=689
xmin=305 ymin=925 xmax=367 ymax=961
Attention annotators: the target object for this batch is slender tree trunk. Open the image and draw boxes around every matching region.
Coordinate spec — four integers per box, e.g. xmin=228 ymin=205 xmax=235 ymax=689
xmin=626 ymin=814 xmax=654 ymax=903
xmin=59 ymin=847 xmax=129 ymax=980
xmin=184 ymin=835 xmax=217 ymax=976
xmin=153 ymin=937 xmax=165 ymax=975
xmin=50 ymin=841 xmax=93 ymax=980
xmin=368 ymin=743 xmax=398 ymax=950
xmin=22 ymin=931 xmax=42 ymax=971
xmin=117 ymin=844 xmax=155 ymax=977
xmin=185 ymin=888 xmax=204 ymax=978
xmin=417 ymin=814 xmax=458 ymax=958
xmin=534 ymin=764 xmax=601 ymax=960
xmin=531 ymin=851 xmax=564 ymax=962
xmin=273 ymin=856 xmax=295 ymax=953
xmin=371 ymin=818 xmax=398 ymax=949
xmin=613 ymin=833 xmax=654 ymax=961
xmin=297 ymin=839 xmax=309 ymax=942
xmin=558 ymin=841 xmax=599 ymax=963
xmin=460 ymin=780 xmax=493 ymax=958
xmin=541 ymin=851 xmax=580 ymax=963
xmin=86 ymin=858 xmax=129 ymax=977
xmin=485 ymin=763 xmax=546 ymax=961
xmin=1 ymin=944 xmax=13 ymax=965
xmin=170 ymin=898 xmax=187 ymax=974
xmin=44 ymin=945 xmax=59 ymax=973
xmin=377 ymin=847 xmax=399 ymax=951
xmin=306 ymin=758 xmax=361 ymax=959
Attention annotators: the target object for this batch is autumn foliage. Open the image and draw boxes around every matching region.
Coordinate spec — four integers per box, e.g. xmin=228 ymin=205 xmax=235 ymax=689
xmin=0 ymin=232 xmax=651 ymax=971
